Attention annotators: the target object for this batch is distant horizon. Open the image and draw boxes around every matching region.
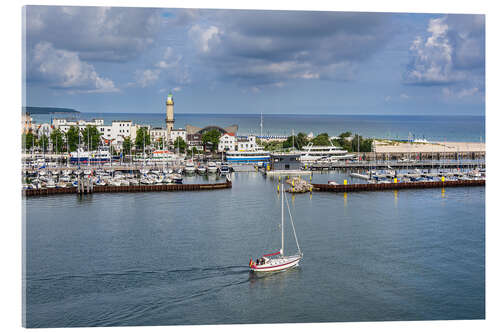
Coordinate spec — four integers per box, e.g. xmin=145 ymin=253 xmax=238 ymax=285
xmin=25 ymin=106 xmax=485 ymax=118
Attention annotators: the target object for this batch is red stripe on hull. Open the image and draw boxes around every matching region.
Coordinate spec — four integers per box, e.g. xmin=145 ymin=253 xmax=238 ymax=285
xmin=251 ymin=258 xmax=300 ymax=271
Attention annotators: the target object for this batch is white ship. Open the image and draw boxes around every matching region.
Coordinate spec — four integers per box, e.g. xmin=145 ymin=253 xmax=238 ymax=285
xmin=225 ymin=150 xmax=271 ymax=164
xmin=299 ymin=142 xmax=355 ymax=162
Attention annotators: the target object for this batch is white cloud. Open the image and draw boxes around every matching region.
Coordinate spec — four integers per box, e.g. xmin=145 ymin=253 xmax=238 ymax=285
xmin=442 ymin=87 xmax=479 ymax=99
xmin=134 ymin=69 xmax=161 ymax=88
xmin=405 ymin=15 xmax=484 ymax=87
xmin=400 ymin=93 xmax=410 ymax=99
xmin=28 ymin=42 xmax=118 ymax=93
xmin=188 ymin=25 xmax=221 ymax=53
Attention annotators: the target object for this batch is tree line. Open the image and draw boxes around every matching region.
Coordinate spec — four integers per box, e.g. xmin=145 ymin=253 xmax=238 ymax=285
xmin=258 ymin=131 xmax=372 ymax=152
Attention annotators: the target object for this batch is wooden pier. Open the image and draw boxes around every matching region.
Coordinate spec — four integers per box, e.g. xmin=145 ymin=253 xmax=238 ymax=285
xmin=23 ymin=181 xmax=232 ymax=197
xmin=312 ymin=179 xmax=484 ymax=193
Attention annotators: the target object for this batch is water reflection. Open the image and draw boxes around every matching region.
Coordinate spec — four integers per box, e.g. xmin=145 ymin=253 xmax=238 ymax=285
xmin=248 ymin=266 xmax=302 ymax=286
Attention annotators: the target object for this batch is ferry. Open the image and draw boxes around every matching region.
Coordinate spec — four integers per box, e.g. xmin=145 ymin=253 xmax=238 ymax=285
xmin=225 ymin=150 xmax=271 ymax=164
xmin=299 ymin=142 xmax=355 ymax=162
xmin=70 ymin=148 xmax=119 ymax=164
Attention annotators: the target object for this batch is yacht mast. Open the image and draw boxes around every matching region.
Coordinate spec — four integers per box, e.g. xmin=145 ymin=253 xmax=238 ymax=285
xmin=281 ymin=180 xmax=284 ymax=255
xmin=260 ymin=112 xmax=263 ymax=138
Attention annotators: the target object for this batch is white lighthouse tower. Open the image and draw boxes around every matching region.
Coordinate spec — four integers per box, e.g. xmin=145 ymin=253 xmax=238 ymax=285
xmin=166 ymin=93 xmax=174 ymax=137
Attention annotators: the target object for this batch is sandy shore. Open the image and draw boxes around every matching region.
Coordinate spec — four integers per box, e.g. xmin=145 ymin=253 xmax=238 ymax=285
xmin=374 ymin=141 xmax=485 ymax=153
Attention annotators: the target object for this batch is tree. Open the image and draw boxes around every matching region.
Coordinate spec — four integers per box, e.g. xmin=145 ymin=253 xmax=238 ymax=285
xmin=201 ymin=129 xmax=221 ymax=152
xmin=187 ymin=146 xmax=199 ymax=155
xmin=173 ymin=137 xmax=187 ymax=153
xmin=22 ymin=132 xmax=35 ymax=152
xmin=65 ymin=126 xmax=80 ymax=152
xmin=262 ymin=140 xmax=284 ymax=152
xmin=122 ymin=137 xmax=132 ymax=156
xmin=135 ymin=127 xmax=151 ymax=149
xmin=296 ymin=132 xmax=309 ymax=148
xmin=282 ymin=132 xmax=309 ymax=150
xmin=311 ymin=133 xmax=331 ymax=146
xmin=82 ymin=125 xmax=102 ymax=151
xmin=50 ymin=128 xmax=64 ymax=153
xmin=38 ymin=134 xmax=49 ymax=152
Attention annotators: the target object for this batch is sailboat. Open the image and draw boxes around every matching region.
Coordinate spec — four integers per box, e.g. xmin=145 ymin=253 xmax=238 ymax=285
xmin=249 ymin=182 xmax=303 ymax=272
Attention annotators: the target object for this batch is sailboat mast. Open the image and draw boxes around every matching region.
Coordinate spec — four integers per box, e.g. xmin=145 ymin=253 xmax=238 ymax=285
xmin=260 ymin=112 xmax=263 ymax=138
xmin=281 ymin=180 xmax=284 ymax=255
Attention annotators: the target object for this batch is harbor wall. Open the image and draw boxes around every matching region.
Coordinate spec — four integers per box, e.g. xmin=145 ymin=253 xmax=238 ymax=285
xmin=23 ymin=181 xmax=232 ymax=197
xmin=312 ymin=179 xmax=484 ymax=192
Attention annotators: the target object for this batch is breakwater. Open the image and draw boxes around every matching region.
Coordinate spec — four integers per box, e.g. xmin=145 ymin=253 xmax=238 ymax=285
xmin=23 ymin=181 xmax=232 ymax=197
xmin=312 ymin=179 xmax=484 ymax=192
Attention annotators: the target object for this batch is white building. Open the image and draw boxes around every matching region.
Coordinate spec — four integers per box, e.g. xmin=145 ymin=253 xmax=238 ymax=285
xmin=150 ymin=127 xmax=168 ymax=143
xmin=236 ymin=135 xmax=258 ymax=151
xmin=218 ymin=133 xmax=237 ymax=152
xmin=99 ymin=121 xmax=138 ymax=147
xmin=52 ymin=118 xmax=104 ymax=133
xmin=170 ymin=128 xmax=187 ymax=143
xmin=34 ymin=123 xmax=53 ymax=137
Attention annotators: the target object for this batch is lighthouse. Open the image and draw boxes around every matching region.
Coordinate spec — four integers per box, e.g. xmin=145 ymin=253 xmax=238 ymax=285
xmin=166 ymin=93 xmax=174 ymax=136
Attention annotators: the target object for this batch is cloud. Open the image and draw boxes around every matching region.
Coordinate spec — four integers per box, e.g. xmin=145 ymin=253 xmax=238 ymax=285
xmin=133 ymin=46 xmax=191 ymax=88
xmin=184 ymin=10 xmax=393 ymax=88
xmin=442 ymin=87 xmax=479 ymax=99
xmin=400 ymin=93 xmax=409 ymax=99
xmin=28 ymin=42 xmax=118 ymax=93
xmin=134 ymin=69 xmax=161 ymax=88
xmin=188 ymin=25 xmax=221 ymax=53
xmin=25 ymin=6 xmax=163 ymax=62
xmin=404 ymin=15 xmax=484 ymax=86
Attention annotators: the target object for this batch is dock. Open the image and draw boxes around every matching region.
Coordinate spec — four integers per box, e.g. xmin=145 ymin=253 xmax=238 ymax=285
xmin=23 ymin=181 xmax=232 ymax=197
xmin=312 ymin=179 xmax=484 ymax=193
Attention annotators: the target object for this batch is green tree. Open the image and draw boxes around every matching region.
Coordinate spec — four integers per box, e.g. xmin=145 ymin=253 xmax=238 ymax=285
xmin=187 ymin=146 xmax=199 ymax=155
xmin=65 ymin=126 xmax=80 ymax=152
xmin=201 ymin=129 xmax=221 ymax=152
xmin=50 ymin=128 xmax=64 ymax=153
xmin=82 ymin=125 xmax=101 ymax=151
xmin=173 ymin=137 xmax=187 ymax=153
xmin=282 ymin=132 xmax=309 ymax=150
xmin=349 ymin=134 xmax=372 ymax=153
xmin=311 ymin=133 xmax=331 ymax=146
xmin=22 ymin=132 xmax=36 ymax=151
xmin=38 ymin=134 xmax=49 ymax=152
xmin=135 ymin=127 xmax=151 ymax=149
xmin=263 ymin=140 xmax=284 ymax=151
xmin=296 ymin=132 xmax=309 ymax=148
xmin=122 ymin=137 xmax=132 ymax=156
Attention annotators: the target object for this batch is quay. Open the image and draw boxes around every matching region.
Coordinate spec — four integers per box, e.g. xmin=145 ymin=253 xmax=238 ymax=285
xmin=312 ymin=179 xmax=484 ymax=193
xmin=23 ymin=180 xmax=232 ymax=197
xmin=307 ymin=160 xmax=485 ymax=171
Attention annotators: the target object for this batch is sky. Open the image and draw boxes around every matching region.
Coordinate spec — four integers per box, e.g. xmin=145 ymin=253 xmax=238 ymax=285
xmin=23 ymin=6 xmax=485 ymax=116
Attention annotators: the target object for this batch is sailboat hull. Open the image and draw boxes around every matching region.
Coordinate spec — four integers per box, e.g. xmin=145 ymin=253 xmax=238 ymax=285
xmin=250 ymin=255 xmax=301 ymax=272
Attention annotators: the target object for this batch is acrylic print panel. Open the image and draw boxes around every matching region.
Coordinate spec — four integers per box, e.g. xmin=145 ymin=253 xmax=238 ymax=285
xmin=22 ymin=5 xmax=485 ymax=328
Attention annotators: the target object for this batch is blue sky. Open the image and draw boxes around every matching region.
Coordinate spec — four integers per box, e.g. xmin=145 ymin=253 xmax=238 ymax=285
xmin=24 ymin=6 xmax=485 ymax=115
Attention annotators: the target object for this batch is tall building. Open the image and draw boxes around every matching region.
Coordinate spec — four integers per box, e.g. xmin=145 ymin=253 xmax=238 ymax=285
xmin=166 ymin=93 xmax=174 ymax=136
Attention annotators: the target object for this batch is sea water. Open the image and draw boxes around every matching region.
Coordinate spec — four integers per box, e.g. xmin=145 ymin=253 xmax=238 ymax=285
xmin=23 ymin=172 xmax=484 ymax=327
xmin=30 ymin=113 xmax=485 ymax=142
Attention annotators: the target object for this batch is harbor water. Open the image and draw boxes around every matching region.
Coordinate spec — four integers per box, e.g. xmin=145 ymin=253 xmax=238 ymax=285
xmin=31 ymin=113 xmax=486 ymax=142
xmin=23 ymin=172 xmax=485 ymax=327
